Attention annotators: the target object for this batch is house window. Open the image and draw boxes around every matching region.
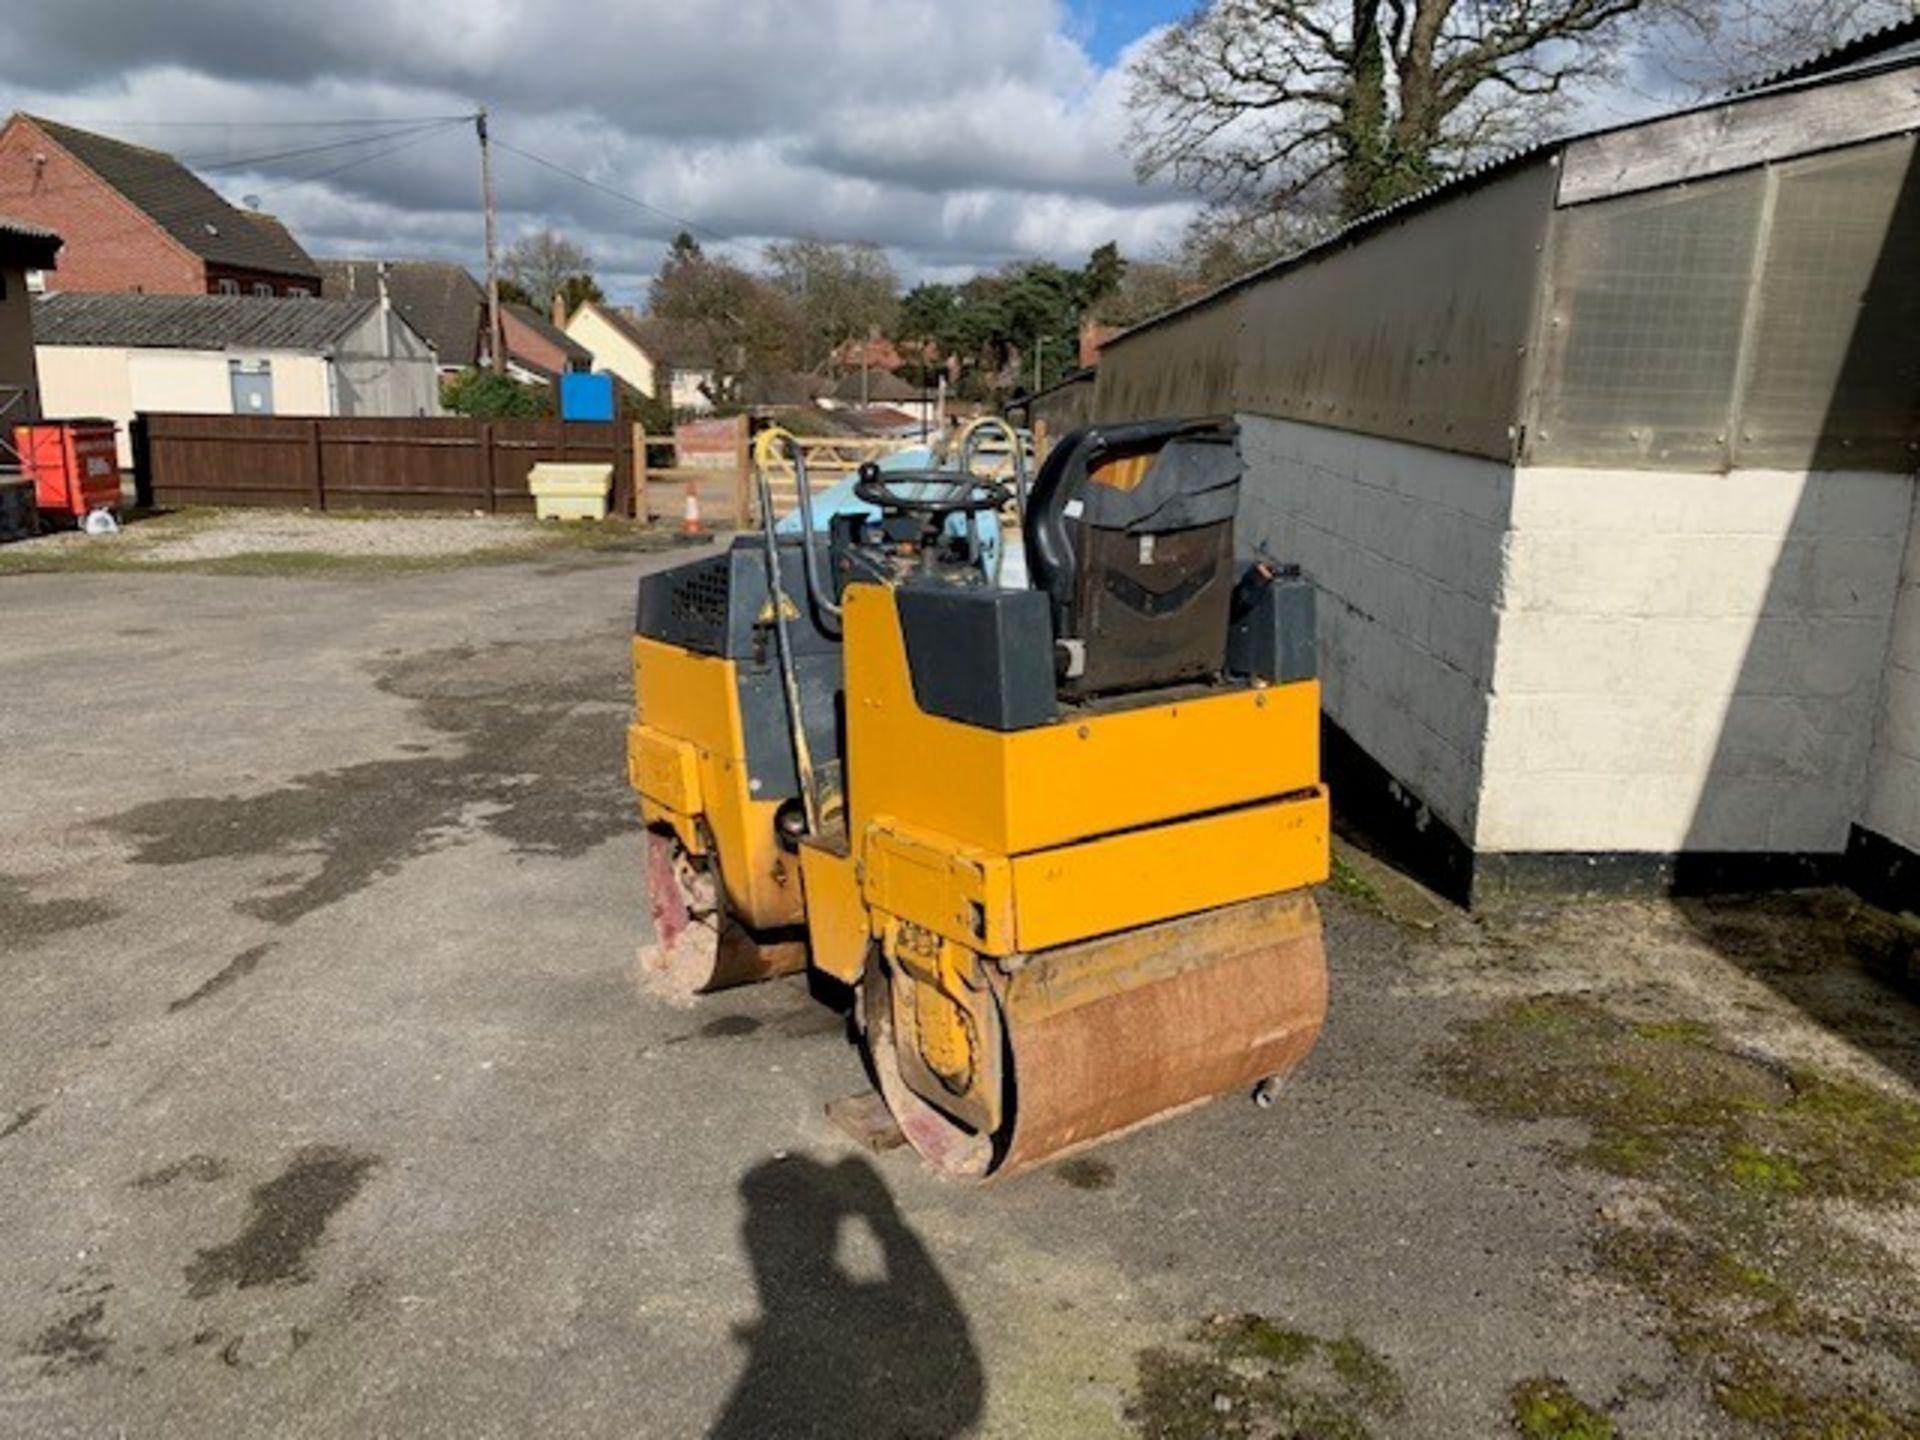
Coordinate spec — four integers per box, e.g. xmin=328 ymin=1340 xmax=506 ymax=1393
xmin=288 ymin=286 xmax=311 ymax=299
xmin=215 ymin=279 xmax=240 ymax=296
xmin=253 ymin=282 xmax=274 ymax=298
xmin=25 ymin=270 xmax=46 ymax=294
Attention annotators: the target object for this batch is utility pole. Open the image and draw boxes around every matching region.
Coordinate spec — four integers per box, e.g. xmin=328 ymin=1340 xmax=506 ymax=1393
xmin=1033 ymin=335 xmax=1045 ymax=394
xmin=477 ymin=108 xmax=503 ymax=375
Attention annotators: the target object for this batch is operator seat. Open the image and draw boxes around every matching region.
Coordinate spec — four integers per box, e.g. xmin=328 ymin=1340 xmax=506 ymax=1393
xmin=1023 ymin=417 xmax=1243 ymax=698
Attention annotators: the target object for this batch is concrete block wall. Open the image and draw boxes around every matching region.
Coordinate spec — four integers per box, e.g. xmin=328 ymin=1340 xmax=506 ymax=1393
xmin=1478 ymin=468 xmax=1913 ymax=855
xmin=1864 ymin=488 xmax=1920 ymax=857
xmin=1236 ymin=414 xmax=1513 ymax=840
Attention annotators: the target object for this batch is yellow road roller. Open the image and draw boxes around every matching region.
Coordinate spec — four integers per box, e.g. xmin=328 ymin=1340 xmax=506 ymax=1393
xmin=626 ymin=417 xmax=1328 ymax=1177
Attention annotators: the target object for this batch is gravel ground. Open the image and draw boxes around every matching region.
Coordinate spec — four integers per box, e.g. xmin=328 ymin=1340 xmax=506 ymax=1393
xmin=7 ymin=508 xmax=637 ymax=566
xmin=128 ymin=511 xmax=551 ymax=561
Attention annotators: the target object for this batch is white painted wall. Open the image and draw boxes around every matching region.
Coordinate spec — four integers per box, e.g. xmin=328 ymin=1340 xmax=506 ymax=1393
xmin=1237 ymin=414 xmax=1513 ymax=840
xmin=39 ymin=346 xmax=341 ymax=464
xmin=565 ymin=306 xmax=656 ymax=397
xmin=36 ymin=343 xmax=133 ymax=429
xmin=1864 ymin=489 xmax=1920 ymax=856
xmin=671 ymin=368 xmax=714 ymax=415
xmin=1479 ymin=468 xmax=1912 ymax=854
xmin=1235 ymin=413 xmax=1918 ymax=865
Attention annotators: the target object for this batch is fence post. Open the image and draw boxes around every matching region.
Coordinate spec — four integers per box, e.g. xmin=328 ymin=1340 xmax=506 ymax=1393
xmin=308 ymin=419 xmax=324 ymax=511
xmin=732 ymin=415 xmax=751 ymax=527
xmin=632 ymin=421 xmax=649 ymax=523
xmin=478 ymin=421 xmax=495 ymax=513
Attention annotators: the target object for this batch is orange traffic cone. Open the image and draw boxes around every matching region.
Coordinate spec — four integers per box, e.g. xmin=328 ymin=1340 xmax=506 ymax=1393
xmin=681 ymin=479 xmax=703 ymax=539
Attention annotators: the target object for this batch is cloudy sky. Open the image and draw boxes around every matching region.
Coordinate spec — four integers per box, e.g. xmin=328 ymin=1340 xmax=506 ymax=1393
xmin=0 ymin=0 xmax=1224 ymax=302
xmin=0 ymin=0 xmax=1793 ymax=305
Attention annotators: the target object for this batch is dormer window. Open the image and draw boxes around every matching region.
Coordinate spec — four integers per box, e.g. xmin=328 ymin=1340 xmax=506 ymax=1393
xmin=215 ymin=279 xmax=240 ymax=296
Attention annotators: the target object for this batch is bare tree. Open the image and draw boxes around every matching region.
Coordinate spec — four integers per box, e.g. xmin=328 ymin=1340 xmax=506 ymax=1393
xmin=764 ymin=239 xmax=900 ymax=371
xmin=1655 ymin=0 xmax=1913 ymax=94
xmin=502 ymin=229 xmax=596 ymax=314
xmin=1128 ymin=0 xmax=1668 ymax=224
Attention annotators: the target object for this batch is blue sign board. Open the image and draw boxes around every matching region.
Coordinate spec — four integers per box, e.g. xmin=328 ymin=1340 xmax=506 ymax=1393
xmin=560 ymin=372 xmax=616 ymax=422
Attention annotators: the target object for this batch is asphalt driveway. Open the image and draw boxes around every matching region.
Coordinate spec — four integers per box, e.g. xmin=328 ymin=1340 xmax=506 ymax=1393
xmin=2 ymin=535 xmax=1916 ymax=1438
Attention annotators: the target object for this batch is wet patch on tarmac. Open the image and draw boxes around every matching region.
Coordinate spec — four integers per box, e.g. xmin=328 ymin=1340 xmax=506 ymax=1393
xmin=24 ymin=1299 xmax=111 ymax=1373
xmin=0 ymin=874 xmax=116 ymax=952
xmin=167 ymin=945 xmax=274 ymax=1013
xmin=702 ymin=1014 xmax=763 ymax=1038
xmin=1053 ymin=1157 xmax=1117 ymax=1191
xmin=184 ymin=1145 xmax=380 ymax=1297
xmin=1 ymin=1102 xmax=45 ymax=1141
xmin=101 ymin=640 xmax=633 ymax=926
xmin=132 ymin=1154 xmax=230 ymax=1191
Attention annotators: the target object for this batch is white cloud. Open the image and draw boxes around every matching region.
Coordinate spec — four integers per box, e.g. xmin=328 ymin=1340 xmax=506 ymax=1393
xmin=0 ymin=0 xmax=1199 ymax=299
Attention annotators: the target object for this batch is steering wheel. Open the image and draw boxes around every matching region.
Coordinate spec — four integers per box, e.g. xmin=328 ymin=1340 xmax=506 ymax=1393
xmin=854 ymin=463 xmax=1009 ymax=518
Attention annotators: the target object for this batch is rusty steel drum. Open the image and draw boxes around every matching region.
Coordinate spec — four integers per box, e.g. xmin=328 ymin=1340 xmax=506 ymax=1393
xmin=865 ymin=890 xmax=1327 ymax=1179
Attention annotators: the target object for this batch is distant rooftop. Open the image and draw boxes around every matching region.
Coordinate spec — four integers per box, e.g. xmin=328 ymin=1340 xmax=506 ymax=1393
xmin=321 ymin=258 xmax=484 ymax=366
xmin=23 ymin=115 xmax=319 ymax=281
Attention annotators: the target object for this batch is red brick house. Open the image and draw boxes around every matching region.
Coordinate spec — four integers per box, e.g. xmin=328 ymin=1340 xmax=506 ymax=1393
xmin=500 ymin=302 xmax=590 ymax=383
xmin=0 ymin=114 xmax=321 ymax=298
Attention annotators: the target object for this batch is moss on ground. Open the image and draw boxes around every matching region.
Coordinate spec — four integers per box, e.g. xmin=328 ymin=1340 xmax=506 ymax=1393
xmin=1508 ymin=1377 xmax=1617 ymax=1439
xmin=1435 ymin=994 xmax=1920 ymax=1436
xmin=1129 ymin=1314 xmax=1403 ymax=1439
xmin=1327 ymin=853 xmax=1384 ymax=912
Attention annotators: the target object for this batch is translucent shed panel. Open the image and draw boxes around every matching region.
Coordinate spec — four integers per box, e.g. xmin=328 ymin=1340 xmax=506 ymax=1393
xmin=1529 ymin=171 xmax=1762 ymax=469
xmin=1739 ymin=135 xmax=1920 ymax=471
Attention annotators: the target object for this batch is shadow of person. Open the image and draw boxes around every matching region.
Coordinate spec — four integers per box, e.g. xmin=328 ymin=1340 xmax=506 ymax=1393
xmin=710 ymin=1154 xmax=984 ymax=1440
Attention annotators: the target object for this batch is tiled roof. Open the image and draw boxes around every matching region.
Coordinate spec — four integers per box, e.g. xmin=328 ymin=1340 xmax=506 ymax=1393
xmin=503 ymin=302 xmax=592 ymax=368
xmin=832 ymin=367 xmax=922 ymax=403
xmin=34 ymin=291 xmax=373 ymax=350
xmin=321 ymin=258 xmax=485 ymax=366
xmin=27 ymin=116 xmax=320 ymax=280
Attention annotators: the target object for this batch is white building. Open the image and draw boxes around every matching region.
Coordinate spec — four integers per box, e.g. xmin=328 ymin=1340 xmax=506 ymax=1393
xmin=34 ymin=292 xmax=441 ymax=464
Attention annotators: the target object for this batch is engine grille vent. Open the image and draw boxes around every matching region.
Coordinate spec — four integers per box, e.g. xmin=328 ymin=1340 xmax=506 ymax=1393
xmin=669 ymin=558 xmax=731 ymax=632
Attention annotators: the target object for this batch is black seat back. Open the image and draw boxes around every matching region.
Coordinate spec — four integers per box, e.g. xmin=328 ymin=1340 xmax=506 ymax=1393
xmin=1024 ymin=418 xmax=1242 ymax=698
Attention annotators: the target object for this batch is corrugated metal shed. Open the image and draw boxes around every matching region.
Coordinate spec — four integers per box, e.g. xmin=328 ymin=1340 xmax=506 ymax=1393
xmin=33 ymin=292 xmax=375 ymax=351
xmin=322 ymin=259 xmax=485 ymax=366
xmin=1094 ymin=34 xmax=1920 ymax=471
xmin=1101 ymin=16 xmax=1920 ymax=359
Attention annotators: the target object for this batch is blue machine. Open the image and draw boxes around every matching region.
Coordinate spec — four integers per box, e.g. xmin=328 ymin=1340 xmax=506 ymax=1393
xmin=559 ymin=372 xmax=616 ymax=422
xmin=773 ymin=445 xmax=1002 ymax=571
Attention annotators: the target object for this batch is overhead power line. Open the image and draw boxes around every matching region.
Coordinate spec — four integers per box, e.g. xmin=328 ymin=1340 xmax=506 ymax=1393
xmin=187 ymin=117 xmax=473 ymax=172
xmin=252 ymin=119 xmax=468 ymax=198
xmin=52 ymin=114 xmax=477 ymax=130
xmin=490 ymin=137 xmax=728 ymax=242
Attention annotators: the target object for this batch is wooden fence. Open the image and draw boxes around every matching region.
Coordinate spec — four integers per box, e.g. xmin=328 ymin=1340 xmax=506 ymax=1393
xmin=133 ymin=413 xmax=640 ymax=517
